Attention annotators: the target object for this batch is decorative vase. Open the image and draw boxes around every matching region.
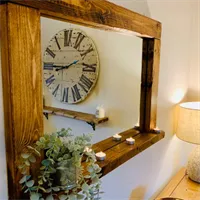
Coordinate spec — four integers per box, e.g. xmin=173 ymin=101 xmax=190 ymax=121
xmin=55 ymin=158 xmax=80 ymax=189
xmin=187 ymin=145 xmax=200 ymax=183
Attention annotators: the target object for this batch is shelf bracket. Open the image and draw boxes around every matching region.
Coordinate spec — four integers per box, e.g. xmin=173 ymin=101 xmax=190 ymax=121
xmin=43 ymin=112 xmax=49 ymax=120
xmin=87 ymin=122 xmax=96 ymax=131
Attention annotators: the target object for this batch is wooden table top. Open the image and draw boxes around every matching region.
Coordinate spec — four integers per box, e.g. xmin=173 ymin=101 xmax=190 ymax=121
xmin=155 ymin=168 xmax=200 ymax=200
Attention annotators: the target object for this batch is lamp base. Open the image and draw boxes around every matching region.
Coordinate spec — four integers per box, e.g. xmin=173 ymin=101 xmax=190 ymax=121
xmin=187 ymin=145 xmax=200 ymax=183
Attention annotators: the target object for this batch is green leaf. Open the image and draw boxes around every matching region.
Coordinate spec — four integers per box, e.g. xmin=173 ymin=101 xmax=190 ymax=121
xmin=24 ymin=188 xmax=29 ymax=193
xmin=92 ymin=177 xmax=99 ymax=184
xmin=56 ymin=166 xmax=66 ymax=170
xmin=36 ymin=141 xmax=41 ymax=146
xmin=19 ymin=175 xmax=31 ymax=184
xmin=38 ymin=186 xmax=46 ymax=193
xmin=27 ymin=146 xmax=41 ymax=156
xmin=40 ymin=166 xmax=46 ymax=170
xmin=84 ymin=175 xmax=91 ymax=179
xmin=68 ymin=194 xmax=77 ymax=200
xmin=38 ymin=179 xmax=43 ymax=185
xmin=27 ymin=145 xmax=35 ymax=150
xmin=52 ymin=186 xmax=60 ymax=192
xmin=59 ymin=195 xmax=68 ymax=200
xmin=34 ymin=150 xmax=41 ymax=156
xmin=29 ymin=155 xmax=36 ymax=163
xmin=26 ymin=180 xmax=34 ymax=187
xmin=82 ymin=182 xmax=89 ymax=191
xmin=21 ymin=168 xmax=27 ymax=175
xmin=77 ymin=194 xmax=84 ymax=199
xmin=21 ymin=153 xmax=30 ymax=159
xmin=26 ymin=175 xmax=31 ymax=181
xmin=57 ymin=157 xmax=63 ymax=162
xmin=18 ymin=165 xmax=25 ymax=169
xmin=42 ymin=159 xmax=51 ymax=166
xmin=25 ymin=160 xmax=30 ymax=166
xmin=45 ymin=188 xmax=52 ymax=193
xmin=46 ymin=194 xmax=54 ymax=200
xmin=40 ymin=137 xmax=46 ymax=143
xmin=30 ymin=192 xmax=40 ymax=200
xmin=48 ymin=158 xmax=55 ymax=164
xmin=42 ymin=176 xmax=47 ymax=182
xmin=30 ymin=186 xmax=38 ymax=191
xmin=87 ymin=165 xmax=93 ymax=173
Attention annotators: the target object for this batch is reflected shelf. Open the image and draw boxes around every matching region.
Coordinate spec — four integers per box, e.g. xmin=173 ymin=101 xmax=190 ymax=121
xmin=43 ymin=106 xmax=109 ymax=130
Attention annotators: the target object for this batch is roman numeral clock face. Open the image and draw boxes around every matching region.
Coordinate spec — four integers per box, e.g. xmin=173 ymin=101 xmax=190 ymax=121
xmin=43 ymin=29 xmax=100 ymax=104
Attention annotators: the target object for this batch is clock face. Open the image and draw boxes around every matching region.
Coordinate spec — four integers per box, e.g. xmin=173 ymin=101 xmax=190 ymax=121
xmin=43 ymin=29 xmax=99 ymax=104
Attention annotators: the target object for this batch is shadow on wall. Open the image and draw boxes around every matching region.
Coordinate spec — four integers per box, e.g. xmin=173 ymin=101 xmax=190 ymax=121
xmin=129 ymin=186 xmax=147 ymax=200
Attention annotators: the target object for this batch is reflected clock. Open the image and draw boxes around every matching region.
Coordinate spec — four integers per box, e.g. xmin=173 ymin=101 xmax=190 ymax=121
xmin=43 ymin=28 xmax=100 ymax=104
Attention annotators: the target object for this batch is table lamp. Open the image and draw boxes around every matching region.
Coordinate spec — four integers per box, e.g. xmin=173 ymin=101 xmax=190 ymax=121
xmin=176 ymin=102 xmax=200 ymax=183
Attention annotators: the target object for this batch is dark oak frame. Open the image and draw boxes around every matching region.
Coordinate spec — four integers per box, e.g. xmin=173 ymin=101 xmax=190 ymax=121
xmin=0 ymin=0 xmax=164 ymax=199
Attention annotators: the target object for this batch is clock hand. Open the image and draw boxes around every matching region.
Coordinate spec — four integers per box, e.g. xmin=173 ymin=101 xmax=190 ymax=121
xmin=55 ymin=60 xmax=79 ymax=71
xmin=44 ymin=63 xmax=67 ymax=68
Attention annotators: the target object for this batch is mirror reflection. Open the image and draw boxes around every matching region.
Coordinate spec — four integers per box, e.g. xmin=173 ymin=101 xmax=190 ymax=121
xmin=41 ymin=17 xmax=142 ymax=143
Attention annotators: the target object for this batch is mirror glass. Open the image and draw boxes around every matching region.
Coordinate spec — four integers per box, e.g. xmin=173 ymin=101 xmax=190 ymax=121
xmin=41 ymin=17 xmax=142 ymax=143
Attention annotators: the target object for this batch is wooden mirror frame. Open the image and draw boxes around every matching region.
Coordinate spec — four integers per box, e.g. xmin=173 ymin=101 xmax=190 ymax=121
xmin=0 ymin=0 xmax=164 ymax=199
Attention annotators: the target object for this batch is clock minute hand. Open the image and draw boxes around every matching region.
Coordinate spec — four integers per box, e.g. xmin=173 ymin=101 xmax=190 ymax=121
xmin=55 ymin=60 xmax=79 ymax=71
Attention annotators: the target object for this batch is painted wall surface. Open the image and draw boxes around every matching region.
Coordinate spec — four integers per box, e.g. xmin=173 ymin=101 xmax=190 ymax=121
xmin=0 ymin=0 xmax=199 ymax=200
xmin=42 ymin=18 xmax=142 ymax=143
xmin=0 ymin=38 xmax=8 ymax=199
xmin=188 ymin=0 xmax=200 ymax=101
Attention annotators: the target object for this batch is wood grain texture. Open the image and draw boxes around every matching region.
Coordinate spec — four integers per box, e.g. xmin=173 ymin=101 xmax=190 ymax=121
xmin=92 ymin=128 xmax=140 ymax=153
xmin=155 ymin=168 xmax=200 ymax=200
xmin=149 ymin=39 xmax=161 ymax=130
xmin=171 ymin=172 xmax=200 ymax=200
xmin=44 ymin=106 xmax=108 ymax=124
xmin=155 ymin=168 xmax=186 ymax=199
xmin=0 ymin=3 xmax=43 ymax=199
xmin=0 ymin=4 xmax=15 ymax=197
xmin=7 ymin=0 xmax=161 ymax=39
xmin=140 ymin=38 xmax=161 ymax=132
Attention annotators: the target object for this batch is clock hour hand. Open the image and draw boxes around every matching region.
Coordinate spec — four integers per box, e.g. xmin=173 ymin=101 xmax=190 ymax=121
xmin=55 ymin=60 xmax=79 ymax=71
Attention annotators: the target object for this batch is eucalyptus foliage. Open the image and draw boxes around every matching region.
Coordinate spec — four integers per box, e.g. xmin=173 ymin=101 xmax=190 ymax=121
xmin=18 ymin=128 xmax=102 ymax=200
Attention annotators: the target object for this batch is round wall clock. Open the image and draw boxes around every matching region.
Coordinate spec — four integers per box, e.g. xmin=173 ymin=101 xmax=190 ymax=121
xmin=43 ymin=28 xmax=100 ymax=104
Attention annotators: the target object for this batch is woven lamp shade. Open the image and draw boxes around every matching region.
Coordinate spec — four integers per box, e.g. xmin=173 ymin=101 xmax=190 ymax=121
xmin=176 ymin=102 xmax=200 ymax=145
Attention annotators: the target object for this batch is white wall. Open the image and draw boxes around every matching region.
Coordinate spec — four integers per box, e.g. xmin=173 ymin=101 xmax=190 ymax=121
xmin=188 ymin=0 xmax=200 ymax=101
xmin=42 ymin=18 xmax=142 ymax=143
xmin=0 ymin=38 xmax=8 ymax=199
xmin=0 ymin=0 xmax=199 ymax=200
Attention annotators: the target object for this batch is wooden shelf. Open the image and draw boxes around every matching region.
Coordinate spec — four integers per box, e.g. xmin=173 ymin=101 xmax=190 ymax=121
xmin=43 ymin=106 xmax=108 ymax=130
xmin=83 ymin=128 xmax=165 ymax=177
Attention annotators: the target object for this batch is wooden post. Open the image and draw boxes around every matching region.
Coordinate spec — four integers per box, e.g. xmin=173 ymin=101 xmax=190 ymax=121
xmin=140 ymin=38 xmax=161 ymax=132
xmin=6 ymin=0 xmax=161 ymax=39
xmin=0 ymin=3 xmax=43 ymax=199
